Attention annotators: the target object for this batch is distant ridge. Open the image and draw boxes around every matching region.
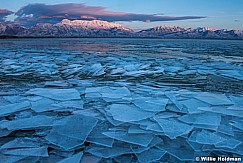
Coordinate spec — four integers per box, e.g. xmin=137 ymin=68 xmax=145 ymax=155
xmin=138 ymin=26 xmax=243 ymax=39
xmin=1 ymin=20 xmax=243 ymax=39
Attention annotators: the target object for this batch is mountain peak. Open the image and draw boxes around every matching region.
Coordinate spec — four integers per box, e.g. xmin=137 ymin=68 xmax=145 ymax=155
xmin=59 ymin=19 xmax=133 ymax=32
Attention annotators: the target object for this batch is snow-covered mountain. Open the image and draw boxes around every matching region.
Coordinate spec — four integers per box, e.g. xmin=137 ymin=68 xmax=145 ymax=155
xmin=138 ymin=26 xmax=243 ymax=39
xmin=0 ymin=23 xmax=25 ymax=36
xmin=0 ymin=20 xmax=243 ymax=39
xmin=1 ymin=19 xmax=133 ymax=37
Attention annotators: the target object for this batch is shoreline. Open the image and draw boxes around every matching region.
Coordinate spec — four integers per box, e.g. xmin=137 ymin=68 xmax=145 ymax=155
xmin=1 ymin=36 xmax=243 ymax=41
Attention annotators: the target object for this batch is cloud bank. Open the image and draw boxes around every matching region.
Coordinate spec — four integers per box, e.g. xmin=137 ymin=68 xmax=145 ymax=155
xmin=6 ymin=3 xmax=206 ymax=27
xmin=0 ymin=9 xmax=14 ymax=22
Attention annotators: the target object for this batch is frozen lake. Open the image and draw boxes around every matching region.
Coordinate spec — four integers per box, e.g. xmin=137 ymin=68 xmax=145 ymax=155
xmin=0 ymin=38 xmax=243 ymax=162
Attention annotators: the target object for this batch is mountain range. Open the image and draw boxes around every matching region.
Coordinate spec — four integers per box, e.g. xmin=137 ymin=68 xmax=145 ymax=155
xmin=1 ymin=19 xmax=243 ymax=39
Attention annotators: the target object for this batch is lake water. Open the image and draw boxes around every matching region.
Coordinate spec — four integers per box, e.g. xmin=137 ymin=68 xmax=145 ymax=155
xmin=0 ymin=38 xmax=243 ymax=162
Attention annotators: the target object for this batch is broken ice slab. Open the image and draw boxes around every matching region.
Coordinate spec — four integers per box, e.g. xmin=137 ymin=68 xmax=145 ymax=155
xmin=2 ymin=147 xmax=48 ymax=157
xmin=218 ymin=70 xmax=243 ymax=80
xmin=0 ymin=126 xmax=12 ymax=137
xmin=44 ymin=81 xmax=69 ymax=87
xmin=229 ymin=95 xmax=243 ymax=106
xmin=81 ymin=155 xmax=101 ymax=163
xmin=51 ymin=100 xmax=84 ymax=110
xmin=87 ymin=121 xmax=114 ymax=147
xmin=85 ymin=86 xmax=131 ymax=99
xmin=87 ymin=137 xmax=114 ymax=148
xmin=128 ymin=125 xmax=153 ymax=134
xmin=123 ymin=70 xmax=148 ymax=77
xmin=114 ymin=154 xmax=133 ymax=163
xmin=217 ymin=116 xmax=234 ymax=136
xmin=26 ymin=88 xmax=81 ymax=101
xmin=165 ymin=92 xmax=184 ymax=110
xmin=180 ymin=98 xmax=209 ymax=114
xmin=131 ymin=136 xmax=164 ymax=154
xmin=1 ymin=115 xmax=54 ymax=131
xmin=110 ymin=68 xmax=125 ymax=75
xmin=46 ymin=131 xmax=84 ymax=150
xmin=198 ymin=106 xmax=243 ymax=118
xmin=52 ymin=114 xmax=98 ymax=139
xmin=156 ymin=137 xmax=195 ymax=161
xmin=105 ymin=114 xmax=125 ymax=126
xmin=89 ymin=63 xmax=106 ymax=76
xmin=215 ymin=137 xmax=242 ymax=149
xmin=46 ymin=114 xmax=98 ymax=150
xmin=230 ymin=120 xmax=243 ymax=131
xmin=154 ymin=118 xmax=193 ymax=139
xmin=3 ymin=96 xmax=21 ymax=103
xmin=135 ymin=147 xmax=166 ymax=163
xmin=1 ymin=138 xmax=40 ymax=150
xmin=132 ymin=97 xmax=168 ymax=112
xmin=103 ymin=131 xmax=154 ymax=147
xmin=178 ymin=70 xmax=197 ymax=75
xmin=31 ymin=97 xmax=57 ymax=113
xmin=87 ymin=142 xmax=133 ymax=158
xmin=164 ymin=66 xmax=183 ymax=73
xmin=145 ymin=123 xmax=164 ymax=133
xmin=0 ymin=101 xmax=30 ymax=117
xmin=160 ymin=146 xmax=195 ymax=161
xmin=58 ymin=152 xmax=83 ymax=163
xmin=101 ymin=87 xmax=131 ymax=99
xmin=73 ymin=109 xmax=103 ymax=120
xmin=0 ymin=154 xmax=26 ymax=163
xmin=155 ymin=112 xmax=180 ymax=119
xmin=194 ymin=92 xmax=233 ymax=106
xmin=178 ymin=112 xmax=221 ymax=129
xmin=106 ymin=104 xmax=155 ymax=122
xmin=188 ymin=130 xmax=226 ymax=145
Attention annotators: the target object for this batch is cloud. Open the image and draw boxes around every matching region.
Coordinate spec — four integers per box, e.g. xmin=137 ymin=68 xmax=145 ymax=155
xmin=0 ymin=9 xmax=14 ymax=22
xmin=14 ymin=3 xmax=206 ymax=27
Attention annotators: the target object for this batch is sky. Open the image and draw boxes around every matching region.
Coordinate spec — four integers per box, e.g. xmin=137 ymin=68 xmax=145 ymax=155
xmin=0 ymin=0 xmax=243 ymax=31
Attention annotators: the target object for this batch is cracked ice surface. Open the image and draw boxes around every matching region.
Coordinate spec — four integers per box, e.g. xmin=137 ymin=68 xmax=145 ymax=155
xmin=0 ymin=39 xmax=243 ymax=162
